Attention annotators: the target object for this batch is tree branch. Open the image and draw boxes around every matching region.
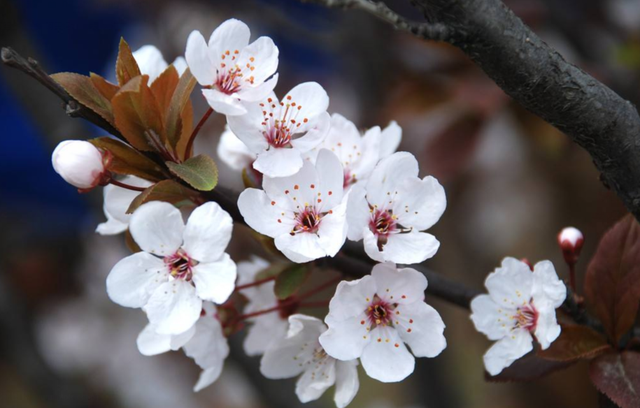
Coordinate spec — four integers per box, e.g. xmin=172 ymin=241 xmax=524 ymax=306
xmin=300 ymin=0 xmax=451 ymax=41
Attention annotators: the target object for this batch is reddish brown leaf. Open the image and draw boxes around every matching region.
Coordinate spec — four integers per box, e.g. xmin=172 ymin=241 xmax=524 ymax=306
xmin=112 ymin=76 xmax=166 ymax=152
xmin=126 ymin=180 xmax=198 ymax=214
xmin=150 ymin=65 xmax=179 ymax=114
xmin=590 ymin=352 xmax=640 ymax=408
xmin=115 ymin=38 xmax=141 ymax=87
xmin=51 ymin=72 xmax=114 ymax=125
xmin=538 ymin=324 xmax=611 ymax=362
xmin=585 ymin=214 xmax=640 ymax=343
xmin=165 ymin=69 xmax=197 ymax=149
xmin=486 ymin=351 xmax=574 ymax=383
xmin=175 ymin=99 xmax=194 ymax=161
xmin=89 ymin=137 xmax=165 ymax=181
xmin=90 ymin=73 xmax=119 ymax=101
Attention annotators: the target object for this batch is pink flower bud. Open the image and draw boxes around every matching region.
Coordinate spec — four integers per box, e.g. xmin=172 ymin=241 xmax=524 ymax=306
xmin=51 ymin=140 xmax=107 ymax=189
xmin=557 ymin=226 xmax=584 ymax=265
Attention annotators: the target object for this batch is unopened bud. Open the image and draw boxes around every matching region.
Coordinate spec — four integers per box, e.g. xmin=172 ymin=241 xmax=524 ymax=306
xmin=558 ymin=227 xmax=584 ymax=265
xmin=52 ymin=140 xmax=107 ymax=189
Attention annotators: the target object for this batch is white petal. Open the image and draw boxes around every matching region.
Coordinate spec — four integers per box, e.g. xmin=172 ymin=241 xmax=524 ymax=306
xmin=531 ymin=260 xmax=566 ymax=309
xmin=396 ymin=302 xmax=446 ymax=358
xmin=133 ymin=45 xmax=168 ymax=84
xmin=262 ymin=158 xmax=319 ymax=211
xmin=100 ymin=176 xmax=152 ymax=233
xmin=254 ymin=148 xmax=304 ymax=178
xmin=202 ymin=88 xmax=247 ymax=116
xmin=183 ymin=202 xmax=233 ymax=262
xmin=379 ymin=121 xmax=402 ymax=158
xmin=470 ymin=294 xmax=513 ymax=340
xmin=284 ymin=82 xmax=329 ymax=121
xmin=217 ymin=126 xmax=256 ymax=171
xmin=184 ymin=313 xmax=229 ymax=369
xmin=334 ymin=360 xmax=360 ymax=408
xmin=485 ymin=257 xmax=533 ymax=308
xmin=295 ymin=358 xmax=336 ymax=403
xmin=290 ymin=111 xmax=331 ymax=153
xmin=483 ymin=329 xmax=533 ymax=376
xmin=192 ymin=254 xmax=237 ymax=304
xmin=235 ymin=73 xmax=279 ymax=102
xmin=244 ymin=314 xmax=288 ymax=356
xmin=52 ymin=140 xmax=104 ymax=189
xmin=352 ymin=125 xmax=382 ymax=180
xmin=172 ymin=56 xmax=187 ymax=76
xmin=365 ymin=152 xmax=418 ymax=207
xmin=236 ymin=256 xmax=271 ymax=286
xmin=136 ymin=323 xmax=195 ymax=356
xmin=394 ymin=176 xmax=446 ymax=231
xmin=317 ymin=201 xmax=348 ymax=257
xmin=144 ymin=280 xmax=202 ymax=335
xmin=371 ymin=263 xmax=427 ymax=304
xmin=236 ymin=36 xmax=278 ymax=85
xmin=96 ymin=214 xmax=128 ymax=235
xmin=346 ymin=186 xmax=370 ymax=241
xmin=320 ymin=312 xmax=370 ymax=361
xmin=208 ymin=19 xmax=251 ymax=64
xmin=185 ymin=30 xmax=216 ymax=85
xmin=275 ymin=232 xmax=325 ymax=263
xmin=363 ymin=228 xmax=386 ymax=263
xmin=106 ymin=252 xmax=168 ymax=308
xmin=377 ymin=230 xmax=440 ymax=264
xmin=129 ymin=201 xmax=185 ymax=256
xmin=360 ymin=326 xmax=414 ymax=383
xmin=194 ymin=367 xmax=223 ymax=392
xmin=226 ymin=97 xmax=271 ymax=153
xmin=534 ymin=308 xmax=561 ymax=350
xmin=315 ymin=149 xmax=345 ymax=210
xmin=326 ymin=276 xmax=377 ymax=321
xmin=238 ymin=188 xmax=294 ymax=238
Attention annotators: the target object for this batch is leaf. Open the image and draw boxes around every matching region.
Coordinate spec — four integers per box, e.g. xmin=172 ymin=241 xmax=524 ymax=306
xmin=112 ymin=76 xmax=166 ymax=152
xmin=274 ymin=265 xmax=310 ymax=300
xmin=126 ymin=179 xmax=198 ymax=214
xmin=166 ymin=154 xmax=218 ymax=191
xmin=90 ymin=73 xmax=119 ymax=100
xmin=589 ymin=352 xmax=640 ymax=408
xmin=486 ymin=351 xmax=575 ymax=383
xmin=51 ymin=72 xmax=114 ymax=125
xmin=150 ymin=65 xmax=179 ymax=113
xmin=116 ymin=38 xmax=141 ymax=86
xmin=175 ymin=98 xmax=194 ymax=161
xmin=538 ymin=325 xmax=611 ymax=362
xmin=585 ymin=214 xmax=640 ymax=343
xmin=89 ymin=137 xmax=165 ymax=181
xmin=165 ymin=68 xmax=197 ymax=149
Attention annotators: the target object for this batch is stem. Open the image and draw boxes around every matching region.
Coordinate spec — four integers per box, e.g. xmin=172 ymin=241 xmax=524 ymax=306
xmin=235 ymin=275 xmax=277 ymax=291
xmin=568 ymin=262 xmax=577 ymax=294
xmin=185 ymin=107 xmax=214 ymax=159
xmin=109 ymin=179 xmax=147 ymax=192
xmin=235 ymin=304 xmax=283 ymax=321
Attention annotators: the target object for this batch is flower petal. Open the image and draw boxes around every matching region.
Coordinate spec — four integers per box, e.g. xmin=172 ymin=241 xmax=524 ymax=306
xmin=365 ymin=152 xmax=418 ymax=208
xmin=136 ymin=323 xmax=195 ymax=356
xmin=320 ymin=312 xmax=371 ymax=361
xmin=106 ymin=252 xmax=168 ymax=308
xmin=284 ymin=82 xmax=329 ymax=120
xmin=317 ymin=201 xmax=348 ymax=257
xmin=379 ymin=121 xmax=402 ymax=158
xmin=334 ymin=360 xmax=360 ymax=408
xmin=133 ymin=45 xmax=168 ymax=84
xmin=485 ymin=257 xmax=533 ymax=308
xmin=470 ymin=294 xmax=513 ymax=340
xmin=346 ymin=186 xmax=370 ymax=241
xmin=144 ymin=280 xmax=202 ymax=335
xmin=290 ymin=111 xmax=331 ymax=153
xmin=396 ymin=302 xmax=446 ymax=358
xmin=100 ymin=176 xmax=152 ymax=230
xmin=253 ymin=147 xmax=304 ymax=178
xmin=183 ymin=202 xmax=233 ymax=262
xmin=360 ymin=326 xmax=415 ymax=383
xmin=192 ymin=253 xmax=237 ymax=304
xmin=378 ymin=230 xmax=440 ymax=264
xmin=202 ymin=88 xmax=247 ymax=116
xmin=315 ymin=149 xmax=344 ymax=211
xmin=534 ymin=308 xmax=561 ymax=350
xmin=326 ymin=276 xmax=377 ymax=321
xmin=295 ymin=358 xmax=336 ymax=403
xmin=372 ymin=263 xmax=427 ymax=304
xmin=238 ymin=188 xmax=295 ymax=238
xmin=217 ymin=126 xmax=256 ymax=171
xmin=194 ymin=367 xmax=223 ymax=392
xmin=262 ymin=158 xmax=319 ymax=211
xmin=235 ymin=73 xmax=279 ymax=102
xmin=244 ymin=313 xmax=288 ymax=356
xmin=275 ymin=232 xmax=325 ymax=263
xmin=531 ymin=260 xmax=566 ymax=309
xmin=483 ymin=329 xmax=533 ymax=376
xmin=184 ymin=313 xmax=229 ymax=370
xmin=236 ymin=36 xmax=278 ymax=85
xmin=394 ymin=175 xmax=446 ymax=231
xmin=129 ymin=201 xmax=185 ymax=256
xmin=208 ymin=19 xmax=251 ymax=65
xmin=185 ymin=30 xmax=216 ymax=85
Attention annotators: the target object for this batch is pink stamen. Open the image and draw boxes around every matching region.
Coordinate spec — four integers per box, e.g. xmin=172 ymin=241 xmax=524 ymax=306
xmin=164 ymin=249 xmax=196 ymax=281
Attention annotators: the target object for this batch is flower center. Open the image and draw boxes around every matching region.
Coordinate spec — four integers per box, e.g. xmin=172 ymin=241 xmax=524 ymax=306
xmin=513 ymin=301 xmax=538 ymax=332
xmin=164 ymin=249 xmax=196 ymax=281
xmin=369 ymin=209 xmax=397 ymax=237
xmin=216 ymin=50 xmax=257 ymax=94
xmin=366 ymin=297 xmax=395 ymax=328
xmin=260 ymin=96 xmax=309 ymax=149
xmin=291 ymin=206 xmax=322 ymax=234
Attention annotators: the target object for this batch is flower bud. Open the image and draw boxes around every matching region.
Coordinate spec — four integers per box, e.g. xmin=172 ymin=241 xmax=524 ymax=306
xmin=52 ymin=140 xmax=107 ymax=189
xmin=557 ymin=226 xmax=584 ymax=265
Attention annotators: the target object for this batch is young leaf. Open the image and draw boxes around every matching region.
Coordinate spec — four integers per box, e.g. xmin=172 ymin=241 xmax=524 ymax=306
xmin=166 ymin=154 xmax=218 ymax=191
xmin=51 ymin=72 xmax=114 ymax=125
xmin=537 ymin=324 xmax=611 ymax=362
xmin=90 ymin=73 xmax=119 ymax=101
xmin=485 ymin=351 xmax=575 ymax=383
xmin=165 ymin=69 xmax=197 ymax=149
xmin=589 ymin=352 xmax=640 ymax=408
xmin=89 ymin=137 xmax=165 ymax=181
xmin=274 ymin=265 xmax=310 ymax=300
xmin=116 ymin=38 xmax=141 ymax=86
xmin=150 ymin=65 xmax=179 ymax=114
xmin=126 ymin=179 xmax=198 ymax=214
xmin=112 ymin=75 xmax=166 ymax=152
xmin=175 ymin=98 xmax=194 ymax=161
xmin=585 ymin=214 xmax=640 ymax=343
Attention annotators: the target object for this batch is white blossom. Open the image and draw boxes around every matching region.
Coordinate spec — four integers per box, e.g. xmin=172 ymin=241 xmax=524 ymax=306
xmin=96 ymin=176 xmax=153 ymax=235
xmin=217 ymin=125 xmax=257 ymax=172
xmin=261 ymin=315 xmax=360 ymax=408
xmin=133 ymin=45 xmax=187 ymax=84
xmin=107 ymin=201 xmax=236 ymax=335
xmin=52 ymin=140 xmax=107 ymax=189
xmin=320 ymin=263 xmax=446 ymax=383
xmin=237 ymin=256 xmax=287 ymax=356
xmin=347 ymin=152 xmax=446 ymax=264
xmin=227 ymin=82 xmax=330 ymax=177
xmin=558 ymin=226 xmax=584 ymax=251
xmin=238 ymin=149 xmax=347 ymax=263
xmin=470 ymin=257 xmax=566 ymax=376
xmin=185 ymin=18 xmax=279 ymax=116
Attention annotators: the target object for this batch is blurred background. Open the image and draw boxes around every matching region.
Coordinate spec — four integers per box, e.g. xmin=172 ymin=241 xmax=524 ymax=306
xmin=0 ymin=0 xmax=636 ymax=407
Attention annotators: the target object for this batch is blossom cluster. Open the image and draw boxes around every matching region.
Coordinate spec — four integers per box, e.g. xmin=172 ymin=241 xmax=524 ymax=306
xmin=49 ymin=17 xmax=568 ymax=406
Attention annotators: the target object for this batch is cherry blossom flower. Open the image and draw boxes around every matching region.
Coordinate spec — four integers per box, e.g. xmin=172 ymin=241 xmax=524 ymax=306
xmin=217 ymin=125 xmax=257 ymax=172
xmin=557 ymin=226 xmax=584 ymax=265
xmin=227 ymin=82 xmax=330 ymax=177
xmin=238 ymin=149 xmax=347 ymax=263
xmin=347 ymin=152 xmax=446 ymax=264
xmin=320 ymin=263 xmax=446 ymax=383
xmin=96 ymin=176 xmax=153 ymax=235
xmin=185 ymin=18 xmax=279 ymax=116
xmin=378 ymin=121 xmax=402 ymax=159
xmin=107 ymin=201 xmax=236 ymax=335
xmin=470 ymin=257 xmax=566 ymax=376
xmin=52 ymin=140 xmax=109 ymax=190
xmin=261 ymin=315 xmax=360 ymax=408
xmin=137 ymin=303 xmax=229 ymax=391
xmin=133 ymin=45 xmax=187 ymax=84
xmin=237 ymin=256 xmax=288 ymax=356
